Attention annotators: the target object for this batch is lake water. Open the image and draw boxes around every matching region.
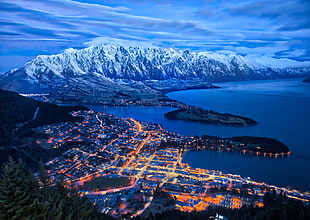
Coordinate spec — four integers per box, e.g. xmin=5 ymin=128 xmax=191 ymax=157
xmin=88 ymin=78 xmax=310 ymax=189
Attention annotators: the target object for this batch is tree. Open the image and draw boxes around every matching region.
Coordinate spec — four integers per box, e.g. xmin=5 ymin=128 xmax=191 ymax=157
xmin=0 ymin=158 xmax=112 ymax=220
xmin=0 ymin=157 xmax=38 ymax=219
xmin=38 ymin=159 xmax=50 ymax=189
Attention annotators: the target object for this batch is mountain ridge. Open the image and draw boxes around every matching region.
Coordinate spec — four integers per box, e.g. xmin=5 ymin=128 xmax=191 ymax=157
xmin=0 ymin=44 xmax=309 ymax=104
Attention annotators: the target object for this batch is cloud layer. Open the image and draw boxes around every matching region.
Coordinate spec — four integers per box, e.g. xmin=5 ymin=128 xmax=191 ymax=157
xmin=0 ymin=0 xmax=309 ymax=72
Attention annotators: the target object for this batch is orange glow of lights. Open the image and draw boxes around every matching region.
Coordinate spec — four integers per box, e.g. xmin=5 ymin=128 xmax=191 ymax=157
xmin=256 ymin=202 xmax=264 ymax=208
xmin=174 ymin=194 xmax=224 ymax=212
xmin=195 ymin=202 xmax=209 ymax=211
xmin=119 ymin=203 xmax=126 ymax=210
xmin=231 ymin=197 xmax=241 ymax=209
xmin=47 ymin=137 xmax=54 ymax=143
xmin=129 ymin=178 xmax=135 ymax=185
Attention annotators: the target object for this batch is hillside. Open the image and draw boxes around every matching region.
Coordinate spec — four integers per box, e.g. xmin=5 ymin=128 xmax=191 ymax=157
xmin=0 ymin=89 xmax=87 ymax=167
xmin=164 ymin=108 xmax=257 ymax=126
xmin=0 ymin=45 xmax=309 ymax=105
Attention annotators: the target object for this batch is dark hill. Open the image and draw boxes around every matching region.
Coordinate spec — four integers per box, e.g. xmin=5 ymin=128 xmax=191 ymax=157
xmin=164 ymin=107 xmax=257 ymax=126
xmin=0 ymin=89 xmax=87 ymax=167
xmin=228 ymin=136 xmax=290 ymax=154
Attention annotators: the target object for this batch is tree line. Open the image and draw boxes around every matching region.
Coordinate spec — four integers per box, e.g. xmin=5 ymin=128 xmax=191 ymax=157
xmin=0 ymin=158 xmax=112 ymax=220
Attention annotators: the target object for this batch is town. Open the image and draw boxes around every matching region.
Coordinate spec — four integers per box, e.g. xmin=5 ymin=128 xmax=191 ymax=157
xmin=35 ymin=110 xmax=310 ymax=218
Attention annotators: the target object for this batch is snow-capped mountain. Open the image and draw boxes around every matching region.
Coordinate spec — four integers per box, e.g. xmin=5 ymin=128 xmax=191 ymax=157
xmin=0 ymin=44 xmax=309 ymax=103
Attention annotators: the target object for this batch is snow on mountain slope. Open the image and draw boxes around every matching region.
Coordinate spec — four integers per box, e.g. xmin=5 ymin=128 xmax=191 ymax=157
xmin=245 ymin=56 xmax=310 ymax=69
xmin=1 ymin=44 xmax=309 ymax=94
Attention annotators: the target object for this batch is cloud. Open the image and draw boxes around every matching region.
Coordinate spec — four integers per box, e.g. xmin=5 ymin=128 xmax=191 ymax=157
xmin=223 ymin=42 xmax=290 ymax=57
xmin=1 ymin=0 xmax=129 ymax=16
xmin=0 ymin=0 xmax=309 ymax=72
xmin=84 ymin=37 xmax=156 ymax=48
xmin=0 ymin=31 xmax=21 ymax=36
xmin=281 ymin=49 xmax=307 ymax=58
xmin=228 ymin=0 xmax=310 ymax=31
xmin=228 ymin=0 xmax=310 ymax=19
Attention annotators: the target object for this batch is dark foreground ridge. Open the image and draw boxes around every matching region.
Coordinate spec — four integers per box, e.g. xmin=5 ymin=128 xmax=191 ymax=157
xmin=0 ymin=158 xmax=112 ymax=220
xmin=0 ymin=89 xmax=87 ymax=167
xmin=165 ymin=107 xmax=257 ymax=126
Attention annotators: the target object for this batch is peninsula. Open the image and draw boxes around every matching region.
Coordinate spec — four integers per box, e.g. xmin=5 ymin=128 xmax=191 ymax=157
xmin=303 ymin=76 xmax=310 ymax=82
xmin=164 ymin=107 xmax=257 ymax=126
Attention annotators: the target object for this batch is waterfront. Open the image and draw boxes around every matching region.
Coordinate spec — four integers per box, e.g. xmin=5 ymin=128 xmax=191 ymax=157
xmin=38 ymin=109 xmax=309 ymax=217
xmin=88 ymin=78 xmax=310 ymax=189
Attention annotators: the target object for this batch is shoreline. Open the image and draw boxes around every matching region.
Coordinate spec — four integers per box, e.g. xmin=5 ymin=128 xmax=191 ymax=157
xmin=164 ymin=107 xmax=257 ymax=127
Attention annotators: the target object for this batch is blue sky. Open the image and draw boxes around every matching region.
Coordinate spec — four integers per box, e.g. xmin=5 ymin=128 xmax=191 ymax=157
xmin=0 ymin=0 xmax=309 ymax=72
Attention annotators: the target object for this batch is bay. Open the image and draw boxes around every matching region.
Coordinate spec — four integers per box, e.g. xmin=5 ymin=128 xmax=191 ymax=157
xmin=88 ymin=78 xmax=310 ymax=189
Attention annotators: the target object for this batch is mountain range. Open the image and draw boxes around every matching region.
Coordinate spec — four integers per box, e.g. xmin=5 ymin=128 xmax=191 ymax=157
xmin=0 ymin=44 xmax=309 ymax=105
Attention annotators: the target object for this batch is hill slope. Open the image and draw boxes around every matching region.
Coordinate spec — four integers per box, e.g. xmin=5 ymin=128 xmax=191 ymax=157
xmin=0 ymin=89 xmax=88 ymax=167
xmin=0 ymin=45 xmax=309 ymax=104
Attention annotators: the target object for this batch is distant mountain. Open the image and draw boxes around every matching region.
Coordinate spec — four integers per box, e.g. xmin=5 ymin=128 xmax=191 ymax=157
xmin=0 ymin=44 xmax=309 ymax=104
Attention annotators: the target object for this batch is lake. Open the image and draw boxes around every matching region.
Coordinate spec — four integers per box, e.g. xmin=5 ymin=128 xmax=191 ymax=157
xmin=88 ymin=78 xmax=310 ymax=189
